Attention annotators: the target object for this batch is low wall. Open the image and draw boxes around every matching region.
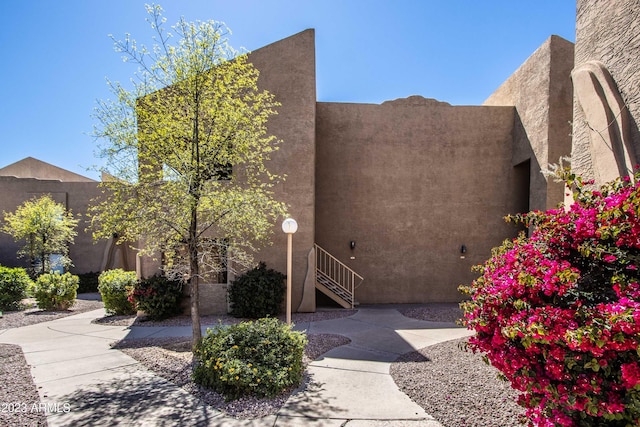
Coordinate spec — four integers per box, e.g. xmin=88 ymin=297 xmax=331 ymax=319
xmin=182 ymin=283 xmax=229 ymax=316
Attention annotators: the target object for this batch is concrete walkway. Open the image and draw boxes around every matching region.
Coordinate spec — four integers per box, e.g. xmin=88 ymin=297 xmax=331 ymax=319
xmin=0 ymin=306 xmax=471 ymax=426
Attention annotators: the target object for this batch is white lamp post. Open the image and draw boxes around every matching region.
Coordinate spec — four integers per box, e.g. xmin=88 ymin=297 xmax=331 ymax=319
xmin=282 ymin=218 xmax=298 ymax=325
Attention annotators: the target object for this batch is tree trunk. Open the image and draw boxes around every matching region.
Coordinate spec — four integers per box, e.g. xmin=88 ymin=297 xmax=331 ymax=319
xmin=40 ymin=235 xmax=46 ymax=276
xmin=189 ymin=203 xmax=202 ymax=349
xmin=190 ymin=270 xmax=201 ymax=348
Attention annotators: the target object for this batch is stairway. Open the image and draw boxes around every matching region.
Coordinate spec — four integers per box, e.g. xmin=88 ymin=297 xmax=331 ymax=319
xmin=314 ymin=244 xmax=363 ymax=308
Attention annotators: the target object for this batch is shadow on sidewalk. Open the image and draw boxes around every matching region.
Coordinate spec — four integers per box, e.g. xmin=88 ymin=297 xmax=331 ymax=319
xmin=57 ymin=372 xmax=217 ymax=427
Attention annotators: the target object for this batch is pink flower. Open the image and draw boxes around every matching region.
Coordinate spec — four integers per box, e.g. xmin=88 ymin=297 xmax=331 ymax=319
xmin=459 ymin=171 xmax=640 ymax=426
xmin=621 ymin=363 xmax=640 ymax=389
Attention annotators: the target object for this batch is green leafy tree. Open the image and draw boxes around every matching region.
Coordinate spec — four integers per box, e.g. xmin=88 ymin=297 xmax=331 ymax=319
xmin=2 ymin=195 xmax=78 ymax=276
xmin=90 ymin=5 xmax=287 ymax=345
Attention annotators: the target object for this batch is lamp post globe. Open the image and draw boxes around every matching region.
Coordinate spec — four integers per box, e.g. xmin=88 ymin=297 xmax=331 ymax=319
xmin=282 ymin=218 xmax=298 ymax=234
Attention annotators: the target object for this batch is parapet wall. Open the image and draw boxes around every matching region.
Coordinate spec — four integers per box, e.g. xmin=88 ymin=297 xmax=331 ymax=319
xmin=484 ymin=35 xmax=574 ymax=211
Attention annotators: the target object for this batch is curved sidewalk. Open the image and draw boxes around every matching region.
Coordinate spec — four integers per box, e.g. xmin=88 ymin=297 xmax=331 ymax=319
xmin=0 ymin=307 xmax=471 ymax=426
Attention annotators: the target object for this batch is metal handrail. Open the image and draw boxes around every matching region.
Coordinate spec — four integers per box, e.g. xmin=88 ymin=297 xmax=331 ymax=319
xmin=314 ymin=244 xmax=363 ymax=308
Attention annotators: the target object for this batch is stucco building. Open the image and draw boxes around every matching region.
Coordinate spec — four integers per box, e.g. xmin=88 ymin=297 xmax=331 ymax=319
xmin=0 ymin=157 xmax=133 ymax=275
xmin=243 ymin=28 xmax=574 ymax=310
xmin=1 ymin=0 xmax=637 ymax=313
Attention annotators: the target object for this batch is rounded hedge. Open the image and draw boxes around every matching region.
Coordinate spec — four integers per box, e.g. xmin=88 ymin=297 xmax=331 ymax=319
xmin=30 ymin=272 xmax=79 ymax=311
xmin=98 ymin=269 xmax=137 ymax=315
xmin=193 ymin=317 xmax=307 ymax=400
xmin=228 ymin=262 xmax=285 ymax=319
xmin=0 ymin=266 xmax=32 ymax=311
xmin=129 ymin=275 xmax=184 ymax=320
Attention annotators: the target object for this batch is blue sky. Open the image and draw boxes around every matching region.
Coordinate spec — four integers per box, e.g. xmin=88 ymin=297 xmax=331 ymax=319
xmin=0 ymin=1 xmax=576 ymax=180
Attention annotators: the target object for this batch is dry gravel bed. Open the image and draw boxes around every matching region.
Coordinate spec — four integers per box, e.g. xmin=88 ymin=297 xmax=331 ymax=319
xmin=0 ymin=344 xmax=47 ymax=427
xmin=395 ymin=303 xmax=527 ymax=427
xmin=0 ymin=299 xmax=104 ymax=330
xmin=390 ymin=338 xmax=527 ymax=427
xmin=396 ymin=302 xmax=465 ymax=324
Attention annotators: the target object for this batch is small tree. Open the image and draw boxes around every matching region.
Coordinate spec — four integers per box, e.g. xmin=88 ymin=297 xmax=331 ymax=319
xmin=2 ymin=195 xmax=78 ymax=276
xmin=90 ymin=5 xmax=287 ymax=346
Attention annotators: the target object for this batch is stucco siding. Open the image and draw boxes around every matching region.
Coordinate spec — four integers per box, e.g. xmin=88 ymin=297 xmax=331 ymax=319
xmin=316 ymin=99 xmax=518 ymax=303
xmin=246 ymin=29 xmax=317 ymax=309
xmin=484 ymin=35 xmax=574 ymax=211
xmin=572 ymin=0 xmax=640 ymax=183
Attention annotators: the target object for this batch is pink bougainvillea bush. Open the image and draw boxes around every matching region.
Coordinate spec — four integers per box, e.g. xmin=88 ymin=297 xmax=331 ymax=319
xmin=460 ymin=171 xmax=640 ymax=427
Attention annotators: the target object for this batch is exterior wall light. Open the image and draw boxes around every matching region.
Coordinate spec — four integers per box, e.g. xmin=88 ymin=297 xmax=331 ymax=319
xmin=282 ymin=218 xmax=298 ymax=324
xmin=350 ymin=240 xmax=356 ymax=250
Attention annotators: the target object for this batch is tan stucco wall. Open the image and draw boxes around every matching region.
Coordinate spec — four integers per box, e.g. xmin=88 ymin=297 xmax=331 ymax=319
xmin=245 ymin=29 xmax=317 ymax=310
xmin=572 ymin=0 xmax=640 ymax=184
xmin=484 ymin=36 xmax=574 ymax=211
xmin=315 ymin=98 xmax=520 ymax=303
xmin=0 ymin=176 xmax=108 ymax=274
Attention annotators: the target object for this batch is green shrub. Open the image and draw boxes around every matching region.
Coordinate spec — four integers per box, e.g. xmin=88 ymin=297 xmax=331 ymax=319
xmin=129 ymin=275 xmax=183 ymax=320
xmin=77 ymin=271 xmax=100 ymax=293
xmin=30 ymin=272 xmax=79 ymax=311
xmin=228 ymin=262 xmax=286 ymax=318
xmin=193 ymin=317 xmax=307 ymax=400
xmin=0 ymin=266 xmax=32 ymax=311
xmin=98 ymin=269 xmax=137 ymax=315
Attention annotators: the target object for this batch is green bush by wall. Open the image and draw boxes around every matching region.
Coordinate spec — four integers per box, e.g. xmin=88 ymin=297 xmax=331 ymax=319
xmin=30 ymin=272 xmax=79 ymax=311
xmin=98 ymin=269 xmax=137 ymax=315
xmin=0 ymin=266 xmax=32 ymax=311
xmin=129 ymin=275 xmax=184 ymax=320
xmin=228 ymin=262 xmax=285 ymax=319
xmin=77 ymin=271 xmax=100 ymax=293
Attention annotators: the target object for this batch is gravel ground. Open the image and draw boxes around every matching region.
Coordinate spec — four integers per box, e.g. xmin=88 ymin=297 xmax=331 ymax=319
xmin=0 ymin=344 xmax=47 ymax=427
xmin=396 ymin=302 xmax=465 ymax=324
xmin=394 ymin=303 xmax=528 ymax=427
xmin=0 ymin=298 xmax=104 ymax=330
xmin=390 ymin=338 xmax=527 ymax=427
